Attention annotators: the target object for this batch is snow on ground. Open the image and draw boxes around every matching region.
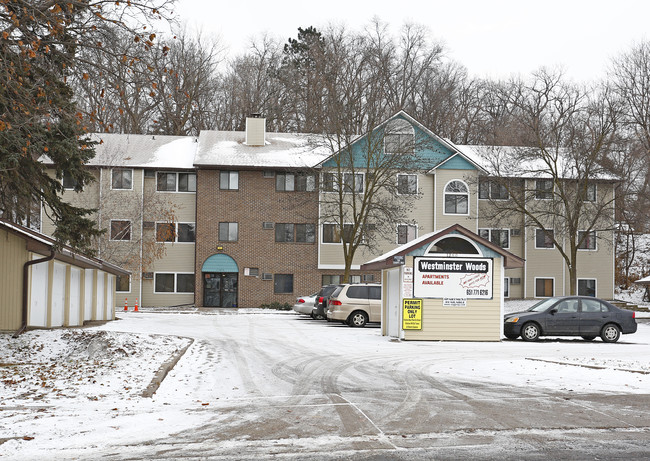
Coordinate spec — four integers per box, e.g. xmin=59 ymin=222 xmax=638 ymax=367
xmin=1 ymin=305 xmax=649 ymax=458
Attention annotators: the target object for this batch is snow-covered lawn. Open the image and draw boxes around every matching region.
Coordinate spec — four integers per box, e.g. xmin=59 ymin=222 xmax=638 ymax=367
xmin=1 ymin=306 xmax=649 ymax=458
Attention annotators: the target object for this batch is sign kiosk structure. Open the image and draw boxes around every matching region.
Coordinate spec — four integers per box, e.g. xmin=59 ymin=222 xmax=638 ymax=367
xmin=361 ymin=224 xmax=524 ymax=342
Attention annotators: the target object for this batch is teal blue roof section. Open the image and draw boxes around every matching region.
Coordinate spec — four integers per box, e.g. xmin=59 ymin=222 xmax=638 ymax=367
xmin=321 ymin=114 xmax=457 ymax=170
xmin=202 ymin=254 xmax=238 ymax=273
xmin=438 ymin=154 xmax=476 ymax=170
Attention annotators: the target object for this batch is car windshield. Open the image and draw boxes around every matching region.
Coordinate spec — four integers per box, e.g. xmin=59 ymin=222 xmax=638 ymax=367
xmin=527 ymin=297 xmax=560 ymax=312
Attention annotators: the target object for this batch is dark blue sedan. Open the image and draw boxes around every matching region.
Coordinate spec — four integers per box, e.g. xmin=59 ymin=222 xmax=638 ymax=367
xmin=504 ymin=296 xmax=637 ymax=342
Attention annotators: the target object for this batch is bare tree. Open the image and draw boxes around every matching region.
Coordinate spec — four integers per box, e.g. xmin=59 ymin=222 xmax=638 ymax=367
xmin=477 ymin=69 xmax=620 ymax=295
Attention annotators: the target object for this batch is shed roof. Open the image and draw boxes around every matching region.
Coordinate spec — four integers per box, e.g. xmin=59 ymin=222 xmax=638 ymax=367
xmin=0 ymin=219 xmax=129 ymax=276
xmin=361 ymin=224 xmax=525 ymax=272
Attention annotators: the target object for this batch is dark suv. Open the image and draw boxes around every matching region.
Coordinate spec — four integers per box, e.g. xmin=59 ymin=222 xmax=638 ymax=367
xmin=311 ymin=284 xmax=342 ymax=320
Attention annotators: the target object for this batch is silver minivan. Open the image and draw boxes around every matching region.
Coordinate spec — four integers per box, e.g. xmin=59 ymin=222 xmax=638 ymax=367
xmin=326 ymin=283 xmax=381 ymax=327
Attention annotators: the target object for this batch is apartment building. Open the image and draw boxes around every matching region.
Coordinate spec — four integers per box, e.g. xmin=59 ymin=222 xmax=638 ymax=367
xmin=41 ymin=112 xmax=616 ymax=307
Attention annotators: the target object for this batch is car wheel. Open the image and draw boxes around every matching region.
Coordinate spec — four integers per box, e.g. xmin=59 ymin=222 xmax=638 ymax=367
xmin=504 ymin=333 xmax=519 ymax=340
xmin=521 ymin=322 xmax=540 ymax=341
xmin=581 ymin=335 xmax=596 ymax=341
xmin=600 ymin=323 xmax=621 ymax=343
xmin=310 ymin=312 xmax=316 ymax=319
xmin=348 ymin=311 xmax=368 ymax=327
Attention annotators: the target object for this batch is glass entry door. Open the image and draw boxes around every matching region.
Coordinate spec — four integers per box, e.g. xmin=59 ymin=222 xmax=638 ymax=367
xmin=203 ymin=272 xmax=238 ymax=307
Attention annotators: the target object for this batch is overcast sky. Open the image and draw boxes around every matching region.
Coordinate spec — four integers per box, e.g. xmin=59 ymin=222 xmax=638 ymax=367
xmin=174 ymin=0 xmax=649 ymax=83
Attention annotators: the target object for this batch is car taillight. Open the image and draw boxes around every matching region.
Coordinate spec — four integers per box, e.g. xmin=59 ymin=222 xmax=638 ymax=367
xmin=298 ymin=299 xmax=305 ymax=303
xmin=633 ymin=311 xmax=636 ymax=319
xmin=330 ymin=300 xmax=342 ymax=306
xmin=318 ymin=296 xmax=324 ymax=303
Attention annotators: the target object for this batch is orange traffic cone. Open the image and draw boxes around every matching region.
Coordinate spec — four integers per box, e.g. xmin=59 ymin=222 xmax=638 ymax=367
xmin=134 ymin=298 xmax=139 ymax=312
xmin=124 ymin=298 xmax=128 ymax=312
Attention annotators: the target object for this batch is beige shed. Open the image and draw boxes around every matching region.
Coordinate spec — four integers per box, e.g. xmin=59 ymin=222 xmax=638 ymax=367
xmin=0 ymin=219 xmax=129 ymax=334
xmin=361 ymin=224 xmax=525 ymax=341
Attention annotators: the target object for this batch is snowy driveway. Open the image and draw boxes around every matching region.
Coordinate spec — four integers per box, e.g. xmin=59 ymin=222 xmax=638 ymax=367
xmin=2 ymin=310 xmax=650 ymax=460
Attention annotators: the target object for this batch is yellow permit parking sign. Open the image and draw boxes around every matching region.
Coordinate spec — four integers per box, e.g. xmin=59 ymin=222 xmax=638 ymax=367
xmin=402 ymin=298 xmax=422 ymax=330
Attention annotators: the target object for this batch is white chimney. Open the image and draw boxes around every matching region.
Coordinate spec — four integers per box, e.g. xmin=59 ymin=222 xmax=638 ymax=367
xmin=245 ymin=113 xmax=266 ymax=146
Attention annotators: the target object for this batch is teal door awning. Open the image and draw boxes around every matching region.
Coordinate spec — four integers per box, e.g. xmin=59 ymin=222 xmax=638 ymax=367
xmin=202 ymin=254 xmax=238 ymax=273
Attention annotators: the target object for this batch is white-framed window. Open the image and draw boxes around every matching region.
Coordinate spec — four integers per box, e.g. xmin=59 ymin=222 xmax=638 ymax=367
xmin=397 ymin=174 xmax=417 ymax=195
xmin=577 ymin=230 xmax=596 ymax=250
xmin=322 ymin=172 xmax=363 ymax=193
xmin=578 ymin=279 xmax=596 ymax=297
xmin=397 ymin=224 xmax=417 ymax=245
xmin=349 ymin=275 xmax=362 ymax=284
xmin=154 ymin=272 xmax=195 ymax=293
xmin=62 ymin=172 xmax=78 ymax=190
xmin=535 ymin=277 xmax=555 ymax=297
xmin=220 ymin=171 xmax=239 ymax=190
xmin=157 ymin=172 xmax=196 ymax=192
xmin=322 ymin=223 xmax=353 ymax=244
xmin=535 ymin=179 xmax=553 ymax=200
xmin=504 ymin=277 xmax=510 ymax=298
xmin=322 ymin=274 xmax=343 ymax=285
xmin=384 ymin=119 xmax=414 ymax=154
xmin=155 ymin=222 xmax=196 ymax=243
xmin=276 ymin=173 xmax=315 ymax=192
xmin=219 ymin=222 xmax=238 ymax=241
xmin=478 ymin=228 xmax=509 ymax=249
xmin=535 ymin=228 xmax=554 ymax=249
xmin=111 ymin=168 xmax=133 ymax=190
xmin=478 ymin=178 xmax=509 ymax=200
xmin=110 ymin=220 xmax=131 ymax=241
xmin=443 ymin=180 xmax=469 ymax=215
xmin=116 ymin=275 xmax=130 ymax=292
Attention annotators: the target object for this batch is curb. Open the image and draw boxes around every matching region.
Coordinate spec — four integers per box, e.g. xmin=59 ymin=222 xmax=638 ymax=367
xmin=141 ymin=336 xmax=195 ymax=398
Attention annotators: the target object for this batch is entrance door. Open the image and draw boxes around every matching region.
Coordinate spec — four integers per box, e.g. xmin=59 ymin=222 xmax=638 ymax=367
xmin=203 ymin=273 xmax=238 ymax=307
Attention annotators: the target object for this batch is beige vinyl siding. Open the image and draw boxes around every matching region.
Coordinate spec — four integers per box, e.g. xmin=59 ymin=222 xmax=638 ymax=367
xmin=524 ymin=226 xmax=565 ymax=297
xmin=571 ymin=231 xmax=615 ymax=299
xmin=0 ymin=229 xmax=29 ymax=331
xmin=434 ymin=169 xmax=478 ymax=232
xmin=403 ymin=258 xmax=502 ymax=341
xmin=143 ymin=243 xmax=195 ymax=306
xmin=505 ymin=267 xmax=525 ymax=298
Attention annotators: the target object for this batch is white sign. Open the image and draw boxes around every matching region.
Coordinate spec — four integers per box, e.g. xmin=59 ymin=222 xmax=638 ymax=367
xmin=443 ymin=298 xmax=467 ymax=307
xmin=413 ymin=257 xmax=493 ymax=299
xmin=402 ymin=282 xmax=413 ymax=298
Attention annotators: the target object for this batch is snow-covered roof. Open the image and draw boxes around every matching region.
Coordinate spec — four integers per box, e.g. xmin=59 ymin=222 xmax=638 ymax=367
xmin=41 ymin=133 xmax=199 ymax=169
xmin=194 ymin=131 xmax=332 ymax=168
xmin=455 ymin=144 xmax=619 ymax=181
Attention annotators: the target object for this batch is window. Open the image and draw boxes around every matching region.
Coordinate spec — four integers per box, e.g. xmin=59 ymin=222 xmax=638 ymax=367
xmin=245 ymin=268 xmax=259 ymax=277
xmin=397 ymin=224 xmax=417 ymax=245
xmin=157 ymin=172 xmax=196 ymax=192
xmin=322 ymin=172 xmax=363 ymax=193
xmin=112 ymin=168 xmax=133 ymax=190
xmin=444 ymin=180 xmax=469 ymax=215
xmin=535 ymin=179 xmax=553 ymax=200
xmin=275 ymin=223 xmax=294 ymax=242
xmin=585 ymin=183 xmax=596 ymax=202
xmin=347 ymin=286 xmax=369 ymax=299
xmin=274 ymin=274 xmax=293 ymax=294
xmin=116 ymin=275 xmax=130 ymax=292
xmin=479 ymin=229 xmax=509 ymax=249
xmin=176 ymin=274 xmax=195 ymax=293
xmin=578 ymin=279 xmax=596 ymax=297
xmin=220 ymin=171 xmax=239 ymax=190
xmin=219 ymin=222 xmax=238 ymax=241
xmin=110 ymin=220 xmax=131 ymax=241
xmin=535 ymin=278 xmax=554 ymax=297
xmin=177 ymin=223 xmax=195 ymax=242
xmin=504 ymin=278 xmax=510 ymax=298
xmin=156 ymin=223 xmax=175 ymax=242
xmin=276 ymin=173 xmax=315 ymax=192
xmin=323 ymin=223 xmax=353 ymax=243
xmin=362 ymin=274 xmax=375 ymax=282
xmin=478 ymin=178 xmax=509 ymax=200
xmin=154 ymin=273 xmax=175 ymax=293
xmin=397 ymin=174 xmax=417 ymax=195
xmin=322 ymin=275 xmax=343 ymax=285
xmin=296 ymin=224 xmax=315 ymax=243
xmin=578 ymin=230 xmax=596 ymax=250
xmin=349 ymin=275 xmax=361 ymax=283
xmin=62 ymin=172 xmax=78 ymax=190
xmin=154 ymin=273 xmax=194 ymax=293
xmin=535 ymin=228 xmax=554 ymax=249
xmin=384 ymin=119 xmax=414 ymax=154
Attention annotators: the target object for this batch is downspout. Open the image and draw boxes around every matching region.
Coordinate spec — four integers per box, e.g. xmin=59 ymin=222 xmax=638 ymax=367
xmin=14 ymin=249 xmax=56 ymax=338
